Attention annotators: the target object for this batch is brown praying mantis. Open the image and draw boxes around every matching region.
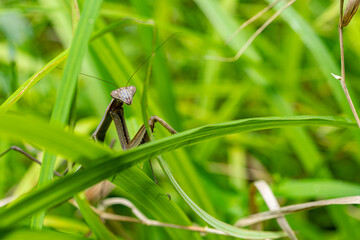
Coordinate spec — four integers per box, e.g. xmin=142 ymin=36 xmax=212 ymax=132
xmin=92 ymin=85 xmax=176 ymax=150
xmin=90 ymin=84 xmax=177 ymax=187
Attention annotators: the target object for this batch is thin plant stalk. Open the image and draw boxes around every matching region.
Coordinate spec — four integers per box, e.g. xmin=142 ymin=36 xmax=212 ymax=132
xmin=336 ymin=0 xmax=360 ymax=128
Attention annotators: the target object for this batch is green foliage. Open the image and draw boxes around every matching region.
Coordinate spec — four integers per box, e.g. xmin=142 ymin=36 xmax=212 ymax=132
xmin=0 ymin=0 xmax=360 ymax=239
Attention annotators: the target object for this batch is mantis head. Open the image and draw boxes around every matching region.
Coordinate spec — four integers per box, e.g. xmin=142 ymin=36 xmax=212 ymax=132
xmin=111 ymin=86 xmax=136 ymax=105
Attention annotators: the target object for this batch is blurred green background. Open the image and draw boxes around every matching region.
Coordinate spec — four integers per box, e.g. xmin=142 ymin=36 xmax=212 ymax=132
xmin=1 ymin=0 xmax=360 ymax=239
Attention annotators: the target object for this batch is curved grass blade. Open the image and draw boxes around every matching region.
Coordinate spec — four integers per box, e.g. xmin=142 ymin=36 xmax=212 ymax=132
xmin=0 ymin=114 xmax=355 ymax=229
xmin=157 ymin=156 xmax=286 ymax=239
xmin=0 ymin=114 xmax=354 ymax=166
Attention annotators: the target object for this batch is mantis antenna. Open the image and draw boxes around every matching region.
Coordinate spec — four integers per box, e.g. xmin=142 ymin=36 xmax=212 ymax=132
xmin=125 ymin=33 xmax=177 ymax=87
xmin=55 ymin=66 xmax=119 ymax=88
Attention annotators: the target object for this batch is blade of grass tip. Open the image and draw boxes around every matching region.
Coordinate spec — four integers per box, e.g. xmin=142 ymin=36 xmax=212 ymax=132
xmin=74 ymin=193 xmax=117 ymax=240
xmin=156 ymin=156 xmax=286 ymax=239
xmin=254 ymin=180 xmax=297 ymax=240
xmin=32 ymin=0 xmax=104 ymax=230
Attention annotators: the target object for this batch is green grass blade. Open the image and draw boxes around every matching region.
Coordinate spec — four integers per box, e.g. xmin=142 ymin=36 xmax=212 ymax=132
xmin=157 ymin=156 xmax=285 ymax=239
xmin=0 ymin=114 xmax=355 ymax=229
xmin=0 ymin=114 xmax=355 ymax=166
xmin=33 ymin=0 xmax=104 ymax=229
